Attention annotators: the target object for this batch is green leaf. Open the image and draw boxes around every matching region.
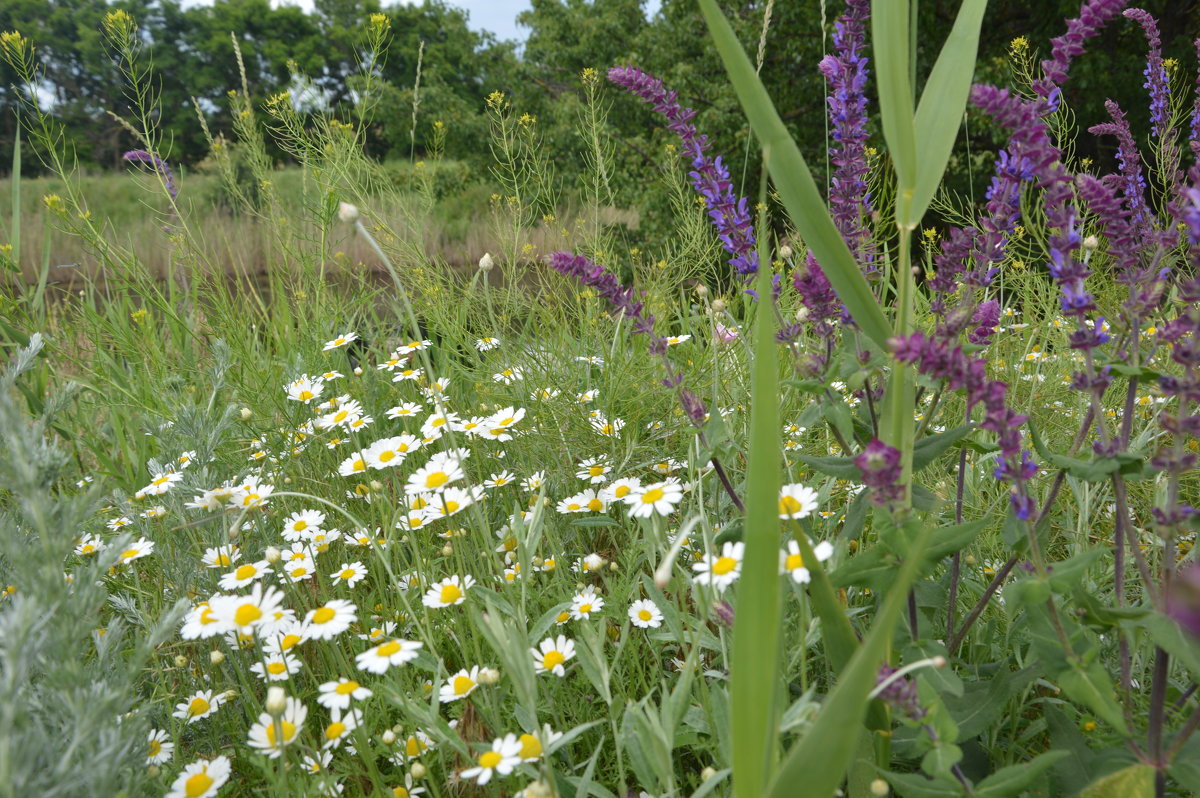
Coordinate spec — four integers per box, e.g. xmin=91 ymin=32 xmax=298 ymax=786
xmin=871 ymin=0 xmax=916 ymax=218
xmin=883 ymin=770 xmax=965 ymax=798
xmin=974 ymin=750 xmax=1070 ymax=798
xmin=912 ymin=424 xmax=975 ymax=471
xmin=1077 ymin=764 xmax=1155 ymax=798
xmin=909 ymin=0 xmax=987 ymax=225
xmin=1057 ymin=660 xmax=1130 ymax=736
xmin=767 ymin=520 xmax=935 ymax=798
xmin=729 ymin=249 xmax=782 ymax=796
xmin=921 ymin=743 xmax=963 ymax=778
xmin=795 ymin=532 xmax=860 ymax=670
xmin=1128 ymin=614 xmax=1200 ymax=682
xmin=796 ymin=454 xmax=860 ymax=479
xmin=698 ymin=0 xmax=892 ymax=351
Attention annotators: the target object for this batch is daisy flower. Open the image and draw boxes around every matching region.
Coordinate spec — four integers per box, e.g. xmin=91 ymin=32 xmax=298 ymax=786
xmin=492 ymin=366 xmax=524 ymax=384
xmin=391 ymin=772 xmax=426 ymax=797
xmin=421 ymin=377 xmax=451 ymax=399
xmin=576 ymin=457 xmax=611 ymax=484
xmin=530 ymin=635 xmax=575 ymax=676
xmin=556 ymin=489 xmax=606 ymax=514
xmin=522 ymin=471 xmax=546 ymax=491
xmin=365 ymin=435 xmax=418 ymax=469
xmin=317 ymin=400 xmax=363 ymax=430
xmin=624 ymin=479 xmax=684 ymax=518
xmin=106 ymin=516 xmax=132 ymax=531
xmin=405 ymin=456 xmax=464 ymax=495
xmin=483 ymin=471 xmax=516 ymax=488
xmin=392 ymin=366 xmax=424 ymax=382
xmin=570 ymin=588 xmax=604 ymax=620
xmin=781 ymin=539 xmax=834 ymax=584
xmin=422 ymin=575 xmax=475 ymax=608
xmin=665 ymin=334 xmax=691 ymax=345
xmin=281 ymin=556 xmax=316 ymax=583
xmin=147 ymin=729 xmax=174 ymax=765
xmin=356 ymin=639 xmax=422 ymax=673
xmin=576 ymin=389 xmax=598 ymax=404
xmin=440 ymin=666 xmax=482 ymax=703
xmin=395 ymin=338 xmax=431 ymax=354
xmin=230 ymin=475 xmax=274 ymax=509
xmin=166 ymin=755 xmax=230 ymax=798
xmin=302 ymin=751 xmax=333 ymax=776
xmin=304 ymin=599 xmax=357 ymax=640
xmin=246 ymin=697 xmax=307 ymax=757
xmin=386 ymin=401 xmax=424 ymax=419
xmin=337 ymin=451 xmax=369 ymax=477
xmin=321 ymin=707 xmax=362 ymax=750
xmin=173 ymin=689 xmax=226 ymax=723
xmin=209 ymin=583 xmax=287 ymax=634
xmin=250 ymin=652 xmax=302 ymax=682
xmin=475 ymin=336 xmax=501 ymax=351
xmin=218 ymin=559 xmax=271 ymax=590
xmin=692 ymin=541 xmax=745 ymax=591
xmin=428 ymin=486 xmax=484 ymax=518
xmin=320 ymin=369 xmax=343 ymax=381
xmin=116 ymin=537 xmax=155 ymax=564
xmin=576 ymin=355 xmax=604 ymax=366
xmin=777 ymin=484 xmax=819 ymax=519
xmin=628 ymin=599 xmax=663 ymax=628
xmin=600 ymin=476 xmax=642 ymax=503
xmin=532 ymin=387 xmax=560 ymax=401
xmin=286 ymin=375 xmax=324 ymax=404
xmin=590 ymin=416 xmax=624 ymax=437
xmin=317 ymin=678 xmax=373 ymax=710
xmin=482 ymin=406 xmax=526 ymax=441
xmin=518 ymin=725 xmax=564 ymax=762
xmin=323 ymin=331 xmax=358 ymax=350
xmin=75 ymin=534 xmax=105 ymax=557
xmin=179 ymin=601 xmax=227 ymax=640
xmin=330 ymin=561 xmax=367 ymax=588
xmin=346 ymin=415 xmax=375 ymax=433
xmin=143 ymin=470 xmax=183 ymax=496
xmin=459 ymin=735 xmax=522 ymax=785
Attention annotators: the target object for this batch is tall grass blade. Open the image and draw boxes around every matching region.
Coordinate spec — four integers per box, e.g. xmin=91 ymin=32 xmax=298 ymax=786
xmin=730 ymin=230 xmax=782 ymax=797
xmin=10 ymin=127 xmax=19 ymax=267
xmin=768 ymin=520 xmax=934 ymax=798
xmin=697 ymin=0 xmax=891 ymax=351
xmin=871 ymin=0 xmax=917 ymax=226
xmin=910 ymin=0 xmax=988 ymax=225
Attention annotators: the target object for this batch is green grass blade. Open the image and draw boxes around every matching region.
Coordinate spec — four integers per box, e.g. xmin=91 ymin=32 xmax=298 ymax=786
xmin=697 ymin=0 xmax=891 ymax=352
xmin=10 ymin=127 xmax=20 ymax=267
xmin=730 ymin=237 xmax=782 ymax=797
xmin=910 ymin=0 xmax=988 ymax=224
xmin=871 ymin=0 xmax=917 ymax=226
xmin=767 ymin=521 xmax=934 ymax=798
xmin=794 ymin=532 xmax=858 ymax=670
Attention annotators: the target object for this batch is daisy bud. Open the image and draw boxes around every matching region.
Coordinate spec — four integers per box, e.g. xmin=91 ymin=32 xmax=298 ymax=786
xmin=478 ymin=252 xmax=494 ymax=271
xmin=381 ymin=730 xmax=396 ymax=745
xmin=354 ymin=366 xmax=363 ymax=375
xmin=240 ymin=407 xmax=253 ymax=420
xmin=795 ymin=306 xmax=810 ymax=322
xmin=284 ymin=477 xmax=292 ymax=484
xmin=209 ymin=650 xmax=225 ymax=665
xmin=478 ymin=667 xmax=501 ymax=685
xmin=228 ymin=525 xmax=240 ymax=541
xmin=174 ymin=654 xmax=189 ymax=668
xmin=370 ymin=480 xmax=383 ymax=491
xmin=695 ymin=284 xmax=708 ymax=297
xmin=870 ymin=778 xmax=890 ymax=796
xmin=584 ymin=552 xmax=605 ymax=571
xmin=441 ymin=544 xmax=453 ymax=556
xmin=711 ymin=299 xmax=727 ymax=313
xmin=523 ymin=780 xmax=554 ymax=798
xmin=265 ymin=687 xmax=287 ymax=715
xmin=146 ymin=765 xmax=160 ymax=779
xmin=609 ymin=562 xmax=619 ymax=572
xmin=701 ymin=767 xmax=717 ymax=782
xmin=780 ymin=244 xmax=794 ymax=259
xmin=264 ymin=546 xmax=281 ymax=563
xmin=410 ymin=762 xmax=426 ymax=779
xmin=1082 ymin=234 xmax=1099 ymax=250
xmin=338 ymin=202 xmax=359 ymax=223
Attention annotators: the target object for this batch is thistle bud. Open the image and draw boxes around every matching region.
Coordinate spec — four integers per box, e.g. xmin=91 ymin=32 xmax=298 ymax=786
xmin=1082 ymin=234 xmax=1099 ymax=251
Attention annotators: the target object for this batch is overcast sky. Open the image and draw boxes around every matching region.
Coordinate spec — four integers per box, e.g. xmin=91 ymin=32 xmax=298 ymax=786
xmin=181 ymin=1 xmax=662 ymax=43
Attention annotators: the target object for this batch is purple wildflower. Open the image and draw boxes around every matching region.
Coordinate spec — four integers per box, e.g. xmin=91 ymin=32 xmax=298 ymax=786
xmin=122 ymin=149 xmax=178 ymax=204
xmin=818 ymin=0 xmax=875 ymax=277
xmin=1089 ymin=101 xmax=1150 ymax=225
xmin=1034 ymin=0 xmax=1129 ymax=98
xmin=1191 ymin=38 xmax=1200 ymax=154
xmin=608 ymin=67 xmax=758 ymax=278
xmin=546 ymin=252 xmax=659 ymax=340
xmin=853 ymin=439 xmax=903 ymax=507
xmin=1123 ymin=9 xmax=1170 ymax=139
xmin=874 ymin=664 xmax=925 ymax=722
xmin=969 ymin=299 xmax=1000 ymax=346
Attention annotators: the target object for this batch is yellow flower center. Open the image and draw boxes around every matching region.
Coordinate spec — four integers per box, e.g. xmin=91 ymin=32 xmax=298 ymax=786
xmin=235 ymin=564 xmax=257 ymax=580
xmin=543 ymin=650 xmax=565 ymax=670
xmin=785 ymin=553 xmax=804 ymax=571
xmin=281 ymin=633 xmax=301 ymax=650
xmin=779 ymin=496 xmax=803 ymax=515
xmin=712 ymin=556 xmax=737 ymax=576
xmin=352 ymin=459 xmax=366 ymax=472
xmin=440 ymin=584 xmax=463 ymax=604
xmin=335 ymin=680 xmax=360 ymax=694
xmin=293 ymin=520 xmax=308 ymax=532
xmin=614 ymin=485 xmax=631 ymax=498
xmin=340 ymin=569 xmax=356 ymax=581
xmin=267 ymin=662 xmax=287 ymax=675
xmin=311 ymin=607 xmax=335 ymax=625
xmin=120 ymin=548 xmax=139 ymax=560
xmin=184 ymin=772 xmax=214 ymax=798
xmin=578 ymin=603 xmax=593 ymax=614
xmin=234 ymin=604 xmax=262 ymax=627
xmin=298 ymin=390 xmax=313 ymax=401
xmin=188 ymin=697 xmax=210 ymax=716
xmin=556 ymin=611 xmax=570 ymax=623
xmin=216 ymin=553 xmax=232 ymax=566
xmin=478 ymin=750 xmax=503 ymax=768
xmin=152 ymin=475 xmax=170 ymax=486
xmin=376 ymin=640 xmax=401 ymax=657
xmin=587 ymin=498 xmax=603 ymax=512
xmin=406 ymin=736 xmax=427 ymax=757
xmin=149 ymin=739 xmax=161 ymax=756
xmin=325 ymin=721 xmax=347 ymax=740
xmin=453 ymin=675 xmax=475 ymax=694
xmin=519 ymin=733 xmax=542 ymax=760
xmin=265 ymin=720 xmax=297 ymax=746
xmin=642 ymin=488 xmax=664 ymax=503
xmin=393 ymin=788 xmax=410 ymax=798
xmin=442 ymin=500 xmax=460 ymax=514
xmin=379 ymin=450 xmax=395 ymax=462
xmin=638 ymin=609 xmax=653 ymax=622
xmin=425 ymin=471 xmax=449 ymax=488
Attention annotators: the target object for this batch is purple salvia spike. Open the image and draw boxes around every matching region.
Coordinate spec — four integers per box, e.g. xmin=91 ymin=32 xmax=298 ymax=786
xmin=122 ymin=149 xmax=178 ymax=204
xmin=608 ymin=67 xmax=758 ymax=279
xmin=1123 ymin=9 xmax=1169 ymax=139
xmin=1089 ymin=100 xmax=1150 ymax=226
xmin=1034 ymin=0 xmax=1130 ymax=98
xmin=818 ymin=0 xmax=875 ymax=278
xmin=1191 ymin=39 xmax=1200 ymax=155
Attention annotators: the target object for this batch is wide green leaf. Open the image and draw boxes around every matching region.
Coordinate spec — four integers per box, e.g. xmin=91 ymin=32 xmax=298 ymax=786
xmin=909 ymin=0 xmax=988 ymax=226
xmin=697 ymin=0 xmax=892 ymax=351
xmin=1057 ymin=661 xmax=1130 ymax=736
xmin=871 ymin=0 xmax=916 ymax=221
xmin=1077 ymin=764 xmax=1155 ymax=798
xmin=974 ymin=750 xmax=1070 ymax=798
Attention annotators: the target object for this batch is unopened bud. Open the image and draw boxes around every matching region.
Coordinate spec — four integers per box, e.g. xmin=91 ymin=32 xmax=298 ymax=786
xmin=174 ymin=654 xmax=189 ymax=668
xmin=265 ymin=687 xmax=287 ymax=714
xmin=870 ymin=778 xmax=890 ymax=796
xmin=795 ymin=307 xmax=810 ymax=322
xmin=381 ymin=729 xmax=396 ymax=745
xmin=146 ymin=765 xmax=160 ymax=779
xmin=700 ymin=766 xmax=717 ymax=782
xmin=1082 ymin=234 xmax=1099 ymax=251
xmin=522 ymin=780 xmax=554 ymax=798
xmin=354 ymin=366 xmax=363 ymax=375
xmin=228 ymin=525 xmax=240 ymax=541
xmin=209 ymin=650 xmax=225 ymax=665
xmin=240 ymin=407 xmax=252 ymax=420
xmin=780 ymin=244 xmax=794 ymax=259
xmin=695 ymin=284 xmax=708 ymax=297
xmin=338 ymin=202 xmax=359 ymax=223
xmin=712 ymin=600 xmax=735 ymax=628
xmin=370 ymin=480 xmax=383 ymax=491
xmin=479 ymin=252 xmax=494 ymax=271
xmin=711 ymin=299 xmax=727 ymax=313
xmin=410 ymin=762 xmax=427 ymax=779
xmin=609 ymin=562 xmax=619 ymax=572
xmin=441 ymin=544 xmax=453 ymax=557
xmin=264 ymin=546 xmax=281 ymax=563
xmin=584 ymin=553 xmax=605 ymax=571
xmin=478 ymin=667 xmax=501 ymax=685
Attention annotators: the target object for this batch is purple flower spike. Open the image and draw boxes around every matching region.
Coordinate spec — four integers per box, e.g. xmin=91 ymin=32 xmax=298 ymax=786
xmin=608 ymin=67 xmax=758 ymax=278
xmin=819 ymin=0 xmax=876 ymax=277
xmin=1123 ymin=8 xmax=1170 ymax=139
xmin=122 ymin=149 xmax=178 ymax=204
xmin=1089 ymin=101 xmax=1150 ymax=226
xmin=546 ymin=251 xmax=659 ymax=341
xmin=1034 ymin=0 xmax=1129 ymax=98
xmin=854 ymin=439 xmax=903 ymax=507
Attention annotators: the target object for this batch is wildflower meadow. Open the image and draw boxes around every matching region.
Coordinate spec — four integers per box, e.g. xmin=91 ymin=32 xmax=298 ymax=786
xmin=2 ymin=0 xmax=1200 ymax=796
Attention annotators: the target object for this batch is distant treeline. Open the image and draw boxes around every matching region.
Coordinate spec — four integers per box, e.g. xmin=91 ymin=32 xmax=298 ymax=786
xmin=2 ymin=0 xmax=1197 ymax=189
